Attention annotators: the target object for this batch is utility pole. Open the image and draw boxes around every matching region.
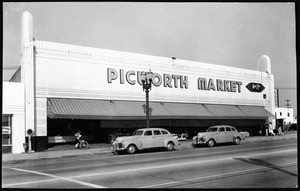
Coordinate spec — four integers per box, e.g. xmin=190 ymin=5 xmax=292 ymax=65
xmin=285 ymin=99 xmax=291 ymax=108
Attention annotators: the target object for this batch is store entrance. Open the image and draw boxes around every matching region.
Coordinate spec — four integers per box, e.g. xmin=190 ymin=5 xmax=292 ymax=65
xmin=47 ymin=118 xmax=102 ymax=144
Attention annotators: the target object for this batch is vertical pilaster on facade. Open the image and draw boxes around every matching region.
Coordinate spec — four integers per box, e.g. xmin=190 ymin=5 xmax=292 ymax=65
xmin=21 ymin=12 xmax=35 ymax=135
xmin=269 ymin=74 xmax=276 ymax=127
xmin=258 ymin=55 xmax=271 ymax=74
xmin=258 ymin=55 xmax=275 ymax=127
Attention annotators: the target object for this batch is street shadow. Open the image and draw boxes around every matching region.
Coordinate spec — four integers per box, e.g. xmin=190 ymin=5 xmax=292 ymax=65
xmin=193 ymin=142 xmax=239 ymax=148
xmin=234 ymin=157 xmax=297 ymax=177
xmin=114 ymin=147 xmax=176 ymax=155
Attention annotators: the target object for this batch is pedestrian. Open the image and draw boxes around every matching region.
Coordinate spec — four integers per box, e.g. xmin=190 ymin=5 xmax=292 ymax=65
xmin=74 ymin=130 xmax=82 ymax=149
xmin=268 ymin=122 xmax=275 ymax=136
xmin=264 ymin=122 xmax=269 ymax=136
xmin=277 ymin=125 xmax=283 ymax=136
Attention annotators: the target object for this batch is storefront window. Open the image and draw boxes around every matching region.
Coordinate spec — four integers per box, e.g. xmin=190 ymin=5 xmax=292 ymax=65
xmin=2 ymin=115 xmax=12 ymax=145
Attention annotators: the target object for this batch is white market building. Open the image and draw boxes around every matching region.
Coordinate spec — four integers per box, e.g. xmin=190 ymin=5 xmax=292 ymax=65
xmin=3 ymin=12 xmax=275 ymax=153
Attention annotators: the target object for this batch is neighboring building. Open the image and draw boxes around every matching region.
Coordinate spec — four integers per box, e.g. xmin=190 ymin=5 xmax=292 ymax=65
xmin=274 ymin=107 xmax=295 ymax=128
xmin=2 ymin=82 xmax=25 ymax=153
xmin=2 ymin=12 xmax=275 ymax=153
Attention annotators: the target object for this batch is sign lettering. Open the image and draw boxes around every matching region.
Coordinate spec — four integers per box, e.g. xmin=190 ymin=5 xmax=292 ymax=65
xmin=107 ymin=68 xmax=247 ymax=94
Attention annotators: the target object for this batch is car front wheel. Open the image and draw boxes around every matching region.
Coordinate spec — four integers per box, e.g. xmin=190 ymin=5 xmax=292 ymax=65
xmin=207 ymin=139 xmax=215 ymax=147
xmin=126 ymin=144 xmax=137 ymax=154
xmin=234 ymin=137 xmax=241 ymax=145
xmin=166 ymin=142 xmax=174 ymax=151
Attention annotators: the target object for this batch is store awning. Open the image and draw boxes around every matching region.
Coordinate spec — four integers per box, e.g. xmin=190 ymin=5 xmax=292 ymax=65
xmin=161 ymin=102 xmax=213 ymax=118
xmin=47 ymin=98 xmax=273 ymax=120
xmin=237 ymin=105 xmax=274 ymax=118
xmin=47 ymin=98 xmax=214 ymax=120
xmin=203 ymin=104 xmax=245 ymax=118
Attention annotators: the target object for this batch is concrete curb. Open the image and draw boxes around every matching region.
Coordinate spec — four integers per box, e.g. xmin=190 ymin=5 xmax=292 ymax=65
xmin=2 ymin=148 xmax=112 ymax=164
xmin=2 ymin=132 xmax=297 ymax=164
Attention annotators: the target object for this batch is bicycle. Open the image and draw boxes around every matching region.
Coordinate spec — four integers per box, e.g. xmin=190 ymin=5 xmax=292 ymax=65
xmin=76 ymin=139 xmax=90 ymax=149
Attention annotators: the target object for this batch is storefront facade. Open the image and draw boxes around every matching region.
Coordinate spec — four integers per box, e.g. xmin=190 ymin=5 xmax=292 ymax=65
xmin=2 ymin=82 xmax=25 ymax=153
xmin=4 ymin=12 xmax=275 ymax=153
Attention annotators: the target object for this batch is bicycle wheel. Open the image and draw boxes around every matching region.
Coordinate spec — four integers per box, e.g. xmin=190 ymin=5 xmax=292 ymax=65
xmin=80 ymin=141 xmax=90 ymax=149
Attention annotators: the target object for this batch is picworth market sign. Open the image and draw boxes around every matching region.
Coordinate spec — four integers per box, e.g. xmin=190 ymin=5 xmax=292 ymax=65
xmin=107 ymin=68 xmax=264 ymax=94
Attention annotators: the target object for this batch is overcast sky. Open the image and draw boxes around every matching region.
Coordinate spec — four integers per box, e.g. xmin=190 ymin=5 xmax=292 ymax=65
xmin=3 ymin=2 xmax=297 ymax=115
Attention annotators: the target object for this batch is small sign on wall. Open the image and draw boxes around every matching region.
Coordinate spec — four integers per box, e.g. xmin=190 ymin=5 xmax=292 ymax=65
xmin=246 ymin=83 xmax=265 ymax=93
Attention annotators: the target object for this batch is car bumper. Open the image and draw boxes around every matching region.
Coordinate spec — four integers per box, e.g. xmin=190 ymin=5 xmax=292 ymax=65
xmin=111 ymin=142 xmax=126 ymax=152
xmin=111 ymin=146 xmax=126 ymax=150
xmin=191 ymin=139 xmax=207 ymax=146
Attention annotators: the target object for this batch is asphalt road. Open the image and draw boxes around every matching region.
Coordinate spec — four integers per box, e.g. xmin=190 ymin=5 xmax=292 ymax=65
xmin=2 ymin=139 xmax=297 ymax=188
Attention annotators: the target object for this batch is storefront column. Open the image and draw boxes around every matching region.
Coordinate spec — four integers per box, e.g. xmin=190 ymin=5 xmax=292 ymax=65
xmin=35 ymin=97 xmax=48 ymax=150
xmin=268 ymin=74 xmax=276 ymax=128
xmin=21 ymin=12 xmax=38 ymax=149
xmin=258 ymin=55 xmax=275 ymax=128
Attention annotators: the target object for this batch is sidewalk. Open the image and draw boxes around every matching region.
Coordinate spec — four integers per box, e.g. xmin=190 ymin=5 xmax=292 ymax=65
xmin=2 ymin=131 xmax=297 ymax=164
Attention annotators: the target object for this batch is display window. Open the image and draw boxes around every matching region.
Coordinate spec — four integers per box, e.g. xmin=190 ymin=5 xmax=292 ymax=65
xmin=2 ymin=115 xmax=12 ymax=145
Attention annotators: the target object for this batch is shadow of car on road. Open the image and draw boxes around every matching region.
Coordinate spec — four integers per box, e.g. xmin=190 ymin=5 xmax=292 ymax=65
xmin=234 ymin=157 xmax=297 ymax=177
xmin=192 ymin=142 xmax=244 ymax=148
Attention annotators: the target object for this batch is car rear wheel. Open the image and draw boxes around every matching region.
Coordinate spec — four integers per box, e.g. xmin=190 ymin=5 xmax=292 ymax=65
xmin=234 ymin=137 xmax=241 ymax=145
xmin=166 ymin=142 xmax=174 ymax=151
xmin=207 ymin=139 xmax=215 ymax=147
xmin=126 ymin=144 xmax=137 ymax=154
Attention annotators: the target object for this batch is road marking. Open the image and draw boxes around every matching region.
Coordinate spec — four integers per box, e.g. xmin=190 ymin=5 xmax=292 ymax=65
xmin=5 ymin=167 xmax=106 ymax=188
xmin=3 ymin=149 xmax=296 ymax=187
xmin=139 ymin=162 xmax=297 ymax=188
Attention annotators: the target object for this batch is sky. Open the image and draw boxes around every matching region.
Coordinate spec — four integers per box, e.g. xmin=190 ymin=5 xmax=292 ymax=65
xmin=2 ymin=2 xmax=297 ymax=116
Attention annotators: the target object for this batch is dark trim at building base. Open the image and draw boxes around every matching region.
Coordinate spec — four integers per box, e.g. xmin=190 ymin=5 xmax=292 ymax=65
xmin=26 ymin=136 xmax=48 ymax=152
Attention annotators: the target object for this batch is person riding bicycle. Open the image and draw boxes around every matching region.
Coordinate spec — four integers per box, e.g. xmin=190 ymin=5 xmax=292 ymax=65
xmin=75 ymin=130 xmax=82 ymax=149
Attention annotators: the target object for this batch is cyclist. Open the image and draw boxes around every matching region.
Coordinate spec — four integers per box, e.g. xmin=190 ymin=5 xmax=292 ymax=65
xmin=75 ymin=130 xmax=82 ymax=149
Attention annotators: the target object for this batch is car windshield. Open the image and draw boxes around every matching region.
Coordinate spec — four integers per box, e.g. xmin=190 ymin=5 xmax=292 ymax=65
xmin=207 ymin=127 xmax=218 ymax=132
xmin=133 ymin=130 xmax=143 ymax=136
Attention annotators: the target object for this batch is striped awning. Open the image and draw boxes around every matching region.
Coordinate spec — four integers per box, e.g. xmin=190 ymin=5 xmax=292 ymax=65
xmin=203 ymin=104 xmax=245 ymax=118
xmin=237 ymin=105 xmax=274 ymax=118
xmin=47 ymin=98 xmax=274 ymax=120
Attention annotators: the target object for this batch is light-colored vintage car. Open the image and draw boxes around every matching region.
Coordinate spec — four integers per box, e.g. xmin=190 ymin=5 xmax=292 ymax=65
xmin=111 ymin=128 xmax=179 ymax=154
xmin=192 ymin=125 xmax=245 ymax=147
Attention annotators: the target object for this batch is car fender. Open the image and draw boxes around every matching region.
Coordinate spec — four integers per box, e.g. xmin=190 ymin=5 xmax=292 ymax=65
xmin=201 ymin=133 xmax=218 ymax=143
xmin=238 ymin=133 xmax=246 ymax=140
xmin=122 ymin=140 xmax=143 ymax=150
xmin=208 ymin=137 xmax=218 ymax=144
xmin=204 ymin=134 xmax=217 ymax=143
xmin=233 ymin=135 xmax=244 ymax=141
xmin=163 ymin=138 xmax=179 ymax=147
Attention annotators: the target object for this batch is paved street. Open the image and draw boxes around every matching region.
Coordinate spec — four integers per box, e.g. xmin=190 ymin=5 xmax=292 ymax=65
xmin=2 ymin=138 xmax=297 ymax=188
